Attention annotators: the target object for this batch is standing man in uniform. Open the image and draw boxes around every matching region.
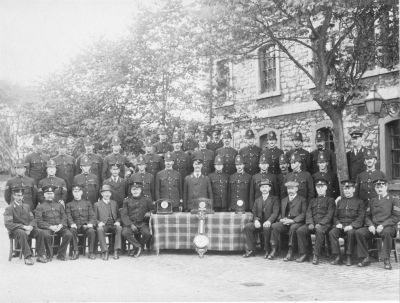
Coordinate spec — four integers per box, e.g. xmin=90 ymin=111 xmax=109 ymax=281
xmin=4 ymin=187 xmax=47 ymax=265
xmin=102 ymin=163 xmax=128 ymax=209
xmin=66 ymin=184 xmax=97 ymax=260
xmin=183 ymin=156 xmax=213 ymax=211
xmin=329 ymin=180 xmax=365 ymax=266
xmin=73 ymin=156 xmax=100 ymax=205
xmin=260 ymin=130 xmax=284 ymax=175
xmin=239 ymin=129 xmax=261 ymax=176
xmin=94 ymin=184 xmax=122 ymax=260
xmin=35 ymin=185 xmax=73 ymax=261
xmin=25 ymin=134 xmax=50 ymax=186
xmin=346 ymin=130 xmax=366 ymax=180
xmin=155 ymin=152 xmax=182 ymax=211
xmin=243 ymin=179 xmax=280 ymax=258
xmin=53 ymin=137 xmax=76 ymax=202
xmin=143 ymin=138 xmax=164 ymax=177
xmin=206 ymin=125 xmax=223 ymax=152
xmin=102 ymin=136 xmax=132 ymax=180
xmin=208 ymin=155 xmax=229 ymax=211
xmin=182 ymin=126 xmax=198 ymax=155
xmin=296 ymin=179 xmax=335 ymax=264
xmin=76 ymin=136 xmax=103 ymax=184
xmin=277 ymin=154 xmax=290 ymax=199
xmin=172 ymin=132 xmax=192 ymax=179
xmin=355 ymin=148 xmax=385 ymax=207
xmin=192 ymin=132 xmax=214 ymax=176
xmin=4 ymin=159 xmax=37 ymax=210
xmin=216 ymin=129 xmax=238 ymax=176
xmin=312 ymin=153 xmax=340 ymax=199
xmin=153 ymin=126 xmax=173 ymax=156
xmin=310 ymin=131 xmax=336 ymax=175
xmin=37 ymin=159 xmax=68 ymax=206
xmin=128 ymin=155 xmax=155 ymax=200
xmin=286 ymin=132 xmax=311 ymax=173
xmin=228 ymin=155 xmax=252 ymax=212
xmin=356 ymin=179 xmax=400 ymax=270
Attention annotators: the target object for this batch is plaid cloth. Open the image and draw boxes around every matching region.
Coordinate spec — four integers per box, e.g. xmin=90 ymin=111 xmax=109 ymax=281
xmin=150 ymin=212 xmax=252 ymax=252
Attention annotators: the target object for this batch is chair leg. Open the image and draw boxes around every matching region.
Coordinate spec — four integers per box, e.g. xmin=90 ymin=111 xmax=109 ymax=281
xmin=9 ymin=239 xmax=13 ymax=261
xmin=393 ymin=239 xmax=398 ymax=263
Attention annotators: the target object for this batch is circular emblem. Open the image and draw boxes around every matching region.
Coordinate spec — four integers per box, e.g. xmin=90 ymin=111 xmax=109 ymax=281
xmin=193 ymin=234 xmax=209 ymax=249
xmin=237 ymin=200 xmax=244 ymax=207
xmin=161 ymin=201 xmax=168 ymax=209
xmin=199 ymin=201 xmax=206 ymax=209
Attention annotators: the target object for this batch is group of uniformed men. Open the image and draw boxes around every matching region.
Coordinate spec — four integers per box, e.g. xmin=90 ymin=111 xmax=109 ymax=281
xmin=3 ymin=127 xmax=399 ymax=270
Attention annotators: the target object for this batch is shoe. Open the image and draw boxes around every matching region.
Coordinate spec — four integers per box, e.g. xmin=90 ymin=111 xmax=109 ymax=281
xmin=113 ymin=250 xmax=120 ymax=260
xmin=267 ymin=247 xmax=276 ymax=260
xmin=133 ymin=246 xmax=142 ymax=258
xmin=36 ymin=256 xmax=47 ymax=263
xmin=283 ymin=249 xmax=293 ymax=262
xmin=102 ymin=252 xmax=109 ymax=261
xmin=56 ymin=255 xmax=67 ymax=261
xmin=312 ymin=255 xmax=319 ymax=265
xmin=242 ymin=250 xmax=255 ymax=258
xmin=13 ymin=251 xmax=21 ymax=258
xmin=263 ymin=252 xmax=269 ymax=259
xmin=345 ymin=256 xmax=352 ymax=266
xmin=70 ymin=251 xmax=79 ymax=260
xmin=384 ymin=259 xmax=392 ymax=270
xmin=330 ymin=255 xmax=342 ymax=265
xmin=357 ymin=257 xmax=370 ymax=267
xmin=24 ymin=257 xmax=34 ymax=265
xmin=88 ymin=253 xmax=96 ymax=260
xmin=296 ymin=254 xmax=308 ymax=263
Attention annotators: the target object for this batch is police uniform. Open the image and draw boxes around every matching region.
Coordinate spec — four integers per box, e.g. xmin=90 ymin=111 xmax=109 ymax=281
xmin=52 ymin=138 xmax=76 ymax=194
xmin=76 ymin=137 xmax=103 ymax=184
xmin=102 ymin=137 xmax=132 ymax=180
xmin=172 ymin=133 xmax=192 ymax=179
xmin=286 ymin=132 xmax=311 ymax=173
xmin=38 ymin=159 xmax=68 ymax=204
xmin=260 ymin=131 xmax=284 ymax=175
xmin=183 ymin=157 xmax=213 ymax=211
xmin=4 ymin=159 xmax=38 ymax=210
xmin=143 ymin=137 xmax=164 ymax=177
xmin=277 ymin=154 xmax=289 ymax=199
xmin=153 ymin=126 xmax=173 ymax=155
xmin=127 ymin=155 xmax=155 ymax=200
xmin=239 ymin=129 xmax=261 ymax=176
xmin=73 ymin=156 xmax=100 ymax=205
xmin=121 ymin=182 xmax=155 ymax=252
xmin=25 ymin=135 xmax=50 ymax=186
xmin=216 ymin=130 xmax=238 ymax=176
xmin=310 ymin=131 xmax=337 ymax=175
xmin=346 ymin=130 xmax=366 ymax=180
xmin=329 ymin=180 xmax=365 ymax=264
xmin=243 ymin=179 xmax=280 ymax=256
xmin=355 ymin=149 xmax=386 ymax=207
xmin=102 ymin=165 xmax=129 ymax=209
xmin=228 ymin=155 xmax=252 ymax=211
xmin=4 ymin=187 xmax=47 ymax=262
xmin=296 ymin=179 xmax=335 ymax=263
xmin=312 ymin=152 xmax=340 ymax=199
xmin=35 ymin=185 xmax=73 ymax=260
xmin=66 ymin=185 xmax=96 ymax=258
xmin=206 ymin=125 xmax=223 ymax=152
xmin=208 ymin=155 xmax=229 ymax=211
xmin=182 ymin=126 xmax=198 ymax=155
xmin=155 ymin=152 xmax=182 ymax=208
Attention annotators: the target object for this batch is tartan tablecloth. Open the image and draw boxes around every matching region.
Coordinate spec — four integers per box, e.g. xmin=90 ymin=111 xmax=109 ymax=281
xmin=150 ymin=212 xmax=252 ymax=252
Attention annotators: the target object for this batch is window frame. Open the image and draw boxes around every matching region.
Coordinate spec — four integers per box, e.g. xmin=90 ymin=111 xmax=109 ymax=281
xmin=256 ymin=44 xmax=281 ymax=99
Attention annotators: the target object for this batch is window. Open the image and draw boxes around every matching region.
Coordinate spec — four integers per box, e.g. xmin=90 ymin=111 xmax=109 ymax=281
xmin=317 ymin=127 xmax=335 ymax=152
xmin=216 ymin=59 xmax=230 ymax=102
xmin=389 ymin=120 xmax=400 ymax=179
xmin=259 ymin=45 xmax=277 ymax=94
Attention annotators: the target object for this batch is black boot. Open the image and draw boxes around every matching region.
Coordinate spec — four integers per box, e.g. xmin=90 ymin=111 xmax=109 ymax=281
xmin=330 ymin=255 xmax=342 ymax=265
xmin=384 ymin=258 xmax=392 ymax=270
xmin=267 ymin=246 xmax=276 ymax=260
xmin=283 ymin=247 xmax=293 ymax=262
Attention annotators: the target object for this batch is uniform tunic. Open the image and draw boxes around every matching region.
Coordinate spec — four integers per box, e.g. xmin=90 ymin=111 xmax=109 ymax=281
xmin=153 ymin=141 xmax=173 ymax=155
xmin=312 ymin=171 xmax=340 ymax=199
xmin=73 ymin=173 xmax=99 ymax=205
xmin=208 ymin=171 xmax=229 ymax=210
xmin=172 ymin=150 xmax=192 ymax=179
xmin=310 ymin=149 xmax=337 ymax=175
xmin=286 ymin=148 xmax=311 ymax=173
xmin=4 ymin=175 xmax=37 ymax=210
xmin=191 ymin=149 xmax=215 ymax=176
xmin=102 ymin=152 xmax=132 ymax=180
xmin=37 ymin=176 xmax=68 ymax=204
xmin=127 ymin=172 xmax=155 ymax=200
xmin=206 ymin=140 xmax=223 ymax=152
xmin=355 ymin=169 xmax=386 ymax=206
xmin=228 ymin=171 xmax=252 ymax=211
xmin=25 ymin=152 xmax=50 ymax=186
xmin=183 ymin=173 xmax=213 ymax=210
xmin=53 ymin=154 xmax=76 ymax=191
xmin=346 ymin=147 xmax=366 ymax=180
xmin=239 ymin=145 xmax=261 ymax=176
xmin=143 ymin=153 xmax=164 ymax=177
xmin=182 ymin=138 xmax=198 ymax=155
xmin=216 ymin=146 xmax=238 ymax=176
xmin=76 ymin=153 xmax=103 ymax=184
xmin=155 ymin=169 xmax=182 ymax=207
xmin=260 ymin=147 xmax=284 ymax=175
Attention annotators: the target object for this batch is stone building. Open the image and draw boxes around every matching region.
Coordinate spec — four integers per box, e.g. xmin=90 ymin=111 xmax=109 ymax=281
xmin=212 ymin=43 xmax=400 ymax=192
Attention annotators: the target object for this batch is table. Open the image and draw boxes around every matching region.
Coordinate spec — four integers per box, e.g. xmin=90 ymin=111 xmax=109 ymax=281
xmin=150 ymin=212 xmax=252 ymax=254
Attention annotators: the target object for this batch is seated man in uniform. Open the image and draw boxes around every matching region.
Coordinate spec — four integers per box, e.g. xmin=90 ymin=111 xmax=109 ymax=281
xmin=356 ymin=178 xmax=400 ymax=270
xmin=94 ymin=184 xmax=122 ymax=261
xmin=4 ymin=187 xmax=47 ymax=265
xmin=268 ymin=181 xmax=306 ymax=261
xmin=329 ymin=180 xmax=365 ymax=266
xmin=296 ymin=179 xmax=335 ymax=264
xmin=35 ymin=185 xmax=73 ymax=261
xmin=121 ymin=181 xmax=155 ymax=257
xmin=243 ymin=179 xmax=279 ymax=258
xmin=66 ymin=184 xmax=97 ymax=260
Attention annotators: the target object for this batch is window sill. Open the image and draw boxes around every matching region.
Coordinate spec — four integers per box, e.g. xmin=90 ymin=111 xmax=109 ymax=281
xmin=256 ymin=90 xmax=281 ymax=100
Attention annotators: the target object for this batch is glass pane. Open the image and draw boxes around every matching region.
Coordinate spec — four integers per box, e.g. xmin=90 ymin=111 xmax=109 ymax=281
xmin=392 ymin=163 xmax=400 ymax=179
xmin=392 ymin=150 xmax=400 ymax=164
xmin=392 ymin=136 xmax=400 ymax=149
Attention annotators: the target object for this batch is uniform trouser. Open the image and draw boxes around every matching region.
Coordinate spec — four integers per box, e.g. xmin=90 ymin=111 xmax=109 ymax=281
xmin=243 ymin=222 xmax=272 ymax=252
xmin=97 ymin=225 xmax=122 ymax=253
xmin=329 ymin=227 xmax=356 ymax=256
xmin=270 ymin=222 xmax=303 ymax=248
xmin=70 ymin=226 xmax=96 ymax=254
xmin=43 ymin=227 xmax=73 ymax=258
xmin=122 ymin=223 xmax=151 ymax=249
xmin=355 ymin=226 xmax=396 ymax=259
xmin=10 ymin=228 xmax=46 ymax=258
xmin=296 ymin=224 xmax=330 ymax=256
